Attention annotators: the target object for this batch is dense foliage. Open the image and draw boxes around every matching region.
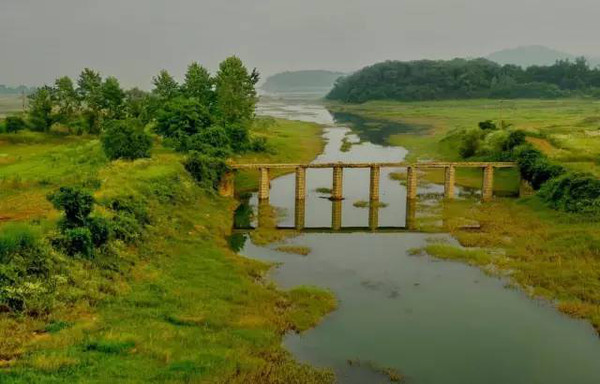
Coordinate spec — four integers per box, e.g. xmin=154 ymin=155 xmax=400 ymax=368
xmin=455 ymin=119 xmax=599 ymax=214
xmin=327 ymin=58 xmax=600 ymax=102
xmin=101 ymin=119 xmax=153 ymax=160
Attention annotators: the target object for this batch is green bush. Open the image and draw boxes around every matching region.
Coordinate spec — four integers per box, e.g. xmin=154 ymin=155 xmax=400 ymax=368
xmin=109 ymin=196 xmax=150 ymax=225
xmin=62 ymin=227 xmax=94 ymax=258
xmin=87 ymin=216 xmax=111 ymax=247
xmin=515 ymin=146 xmax=566 ymax=189
xmin=183 ymin=151 xmax=229 ymax=190
xmin=111 ymin=212 xmax=143 ymax=243
xmin=5 ymin=115 xmax=27 ymax=133
xmin=48 ymin=187 xmax=95 ymax=228
xmin=458 ymin=128 xmax=482 ymax=158
xmin=101 ymin=119 xmax=153 ymax=160
xmin=538 ymin=172 xmax=600 ymax=214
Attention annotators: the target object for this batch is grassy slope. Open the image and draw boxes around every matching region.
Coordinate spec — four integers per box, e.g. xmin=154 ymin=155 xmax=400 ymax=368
xmin=0 ymin=118 xmax=336 ymax=382
xmin=329 ymin=99 xmax=600 ymax=333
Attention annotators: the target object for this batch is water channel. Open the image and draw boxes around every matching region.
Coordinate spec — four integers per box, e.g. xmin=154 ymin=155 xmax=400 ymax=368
xmin=234 ymin=96 xmax=600 ymax=383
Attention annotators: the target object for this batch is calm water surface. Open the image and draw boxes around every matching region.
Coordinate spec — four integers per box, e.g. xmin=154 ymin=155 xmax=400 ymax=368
xmin=234 ymin=98 xmax=600 ymax=383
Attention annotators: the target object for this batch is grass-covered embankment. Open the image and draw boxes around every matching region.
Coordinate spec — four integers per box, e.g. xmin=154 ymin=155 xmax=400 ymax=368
xmin=328 ymin=99 xmax=600 ymax=333
xmin=0 ymin=118 xmax=336 ymax=382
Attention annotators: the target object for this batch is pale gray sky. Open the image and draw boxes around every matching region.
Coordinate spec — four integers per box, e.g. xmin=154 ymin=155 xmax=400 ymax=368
xmin=1 ymin=0 xmax=599 ymax=88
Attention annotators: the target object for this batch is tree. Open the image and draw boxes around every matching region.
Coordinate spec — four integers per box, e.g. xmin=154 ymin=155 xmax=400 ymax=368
xmin=4 ymin=115 xmax=27 ymax=133
xmin=101 ymin=119 xmax=153 ymax=160
xmin=214 ymin=56 xmax=259 ymax=127
xmin=124 ymin=87 xmax=149 ymax=120
xmin=77 ymin=69 xmax=104 ymax=133
xmin=155 ymin=96 xmax=212 ymax=139
xmin=53 ymin=76 xmax=79 ymax=124
xmin=152 ymin=70 xmax=179 ymax=100
xmin=101 ymin=76 xmax=125 ymax=119
xmin=182 ymin=62 xmax=213 ymax=106
xmin=28 ymin=86 xmax=54 ymax=132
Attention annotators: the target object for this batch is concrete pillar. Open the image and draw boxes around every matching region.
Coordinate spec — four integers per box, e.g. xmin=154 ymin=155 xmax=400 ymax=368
xmin=218 ymin=170 xmax=235 ymax=198
xmin=331 ymin=165 xmax=344 ymax=200
xmin=368 ymin=202 xmax=379 ymax=231
xmin=369 ymin=166 xmax=381 ymax=201
xmin=258 ymin=168 xmax=270 ymax=201
xmin=406 ymin=166 xmax=418 ymax=200
xmin=482 ymin=165 xmax=494 ymax=202
xmin=406 ymin=197 xmax=417 ymax=230
xmin=257 ymin=200 xmax=271 ymax=229
xmin=295 ymin=167 xmax=307 ymax=200
xmin=294 ymin=198 xmax=306 ymax=230
xmin=444 ymin=166 xmax=456 ymax=200
xmin=331 ymin=200 xmax=342 ymax=230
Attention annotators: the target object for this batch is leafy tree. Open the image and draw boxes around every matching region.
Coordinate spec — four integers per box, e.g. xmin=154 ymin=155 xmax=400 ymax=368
xmin=182 ymin=62 xmax=213 ymax=106
xmin=124 ymin=87 xmax=150 ymax=121
xmin=183 ymin=151 xmax=229 ymax=190
xmin=458 ymin=128 xmax=482 ymax=158
xmin=53 ymin=76 xmax=79 ymax=124
xmin=28 ymin=86 xmax=54 ymax=132
xmin=152 ymin=70 xmax=179 ymax=100
xmin=4 ymin=115 xmax=27 ymax=133
xmin=77 ymin=69 xmax=104 ymax=133
xmin=214 ymin=56 xmax=259 ymax=127
xmin=101 ymin=119 xmax=153 ymax=160
xmin=48 ymin=187 xmax=95 ymax=228
xmin=101 ymin=76 xmax=125 ymax=119
xmin=155 ymin=96 xmax=212 ymax=139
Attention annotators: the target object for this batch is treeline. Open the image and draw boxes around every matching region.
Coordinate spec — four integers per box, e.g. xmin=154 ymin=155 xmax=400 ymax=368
xmin=0 ymin=84 xmax=35 ymax=95
xmin=453 ymin=120 xmax=600 ymax=215
xmin=326 ymin=58 xmax=600 ymax=103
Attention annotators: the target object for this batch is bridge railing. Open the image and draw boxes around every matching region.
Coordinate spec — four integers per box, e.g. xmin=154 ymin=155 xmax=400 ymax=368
xmin=219 ymin=161 xmax=519 ymax=202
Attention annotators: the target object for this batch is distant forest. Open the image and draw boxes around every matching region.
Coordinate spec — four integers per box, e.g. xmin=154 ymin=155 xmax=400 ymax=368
xmin=262 ymin=70 xmax=345 ymax=93
xmin=326 ymin=58 xmax=600 ymax=103
xmin=0 ymin=84 xmax=36 ymax=95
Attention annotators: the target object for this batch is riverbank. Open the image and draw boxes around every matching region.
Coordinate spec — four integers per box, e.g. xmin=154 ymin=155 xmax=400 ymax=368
xmin=327 ymin=99 xmax=600 ymax=333
xmin=0 ymin=118 xmax=336 ymax=382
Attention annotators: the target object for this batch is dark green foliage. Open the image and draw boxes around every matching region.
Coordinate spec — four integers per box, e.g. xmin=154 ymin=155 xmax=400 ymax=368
xmin=86 ymin=216 xmax=111 ymax=247
xmin=183 ymin=152 xmax=230 ymax=190
xmin=504 ymin=130 xmax=527 ymax=151
xmin=0 ymin=225 xmax=56 ymax=314
xmin=4 ymin=115 xmax=27 ymax=133
xmin=155 ymin=97 xmax=213 ymax=138
xmin=109 ymin=196 xmax=150 ymax=225
xmin=327 ymin=58 xmax=600 ymax=102
xmin=48 ymin=187 xmax=95 ymax=228
xmin=514 ymin=146 xmax=566 ymax=189
xmin=85 ymin=340 xmax=136 ymax=354
xmin=62 ymin=227 xmax=94 ymax=259
xmin=250 ymin=136 xmax=268 ymax=152
xmin=458 ymin=128 xmax=482 ymax=158
xmin=478 ymin=120 xmax=497 ymax=130
xmin=28 ymin=86 xmax=54 ymax=132
xmin=538 ymin=172 xmax=600 ymax=215
xmin=111 ymin=212 xmax=143 ymax=243
xmin=101 ymin=119 xmax=153 ymax=160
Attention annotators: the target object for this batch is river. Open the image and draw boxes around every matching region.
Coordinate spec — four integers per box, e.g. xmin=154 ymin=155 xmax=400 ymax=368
xmin=233 ymin=96 xmax=600 ymax=383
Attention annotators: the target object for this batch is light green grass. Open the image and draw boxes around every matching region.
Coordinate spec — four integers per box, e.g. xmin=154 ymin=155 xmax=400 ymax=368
xmin=1 ymin=121 xmax=336 ymax=382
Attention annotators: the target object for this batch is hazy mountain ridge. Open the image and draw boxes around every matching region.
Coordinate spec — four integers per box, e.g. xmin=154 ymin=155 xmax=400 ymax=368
xmin=487 ymin=45 xmax=600 ymax=67
xmin=261 ymin=70 xmax=346 ymax=93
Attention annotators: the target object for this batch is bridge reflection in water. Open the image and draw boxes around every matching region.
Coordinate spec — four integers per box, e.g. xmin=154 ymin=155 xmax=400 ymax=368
xmin=233 ymin=198 xmax=419 ymax=234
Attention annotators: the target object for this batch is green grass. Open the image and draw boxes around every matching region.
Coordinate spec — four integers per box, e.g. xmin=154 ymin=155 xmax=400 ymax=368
xmin=0 ymin=120 xmax=336 ymax=382
xmin=327 ymin=99 xmax=600 ymax=177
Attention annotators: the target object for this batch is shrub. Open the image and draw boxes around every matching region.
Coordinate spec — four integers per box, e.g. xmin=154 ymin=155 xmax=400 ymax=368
xmin=478 ymin=120 xmax=497 ymax=130
xmin=109 ymin=196 xmax=150 ymax=225
xmin=101 ymin=119 xmax=153 ymax=160
xmin=5 ymin=115 xmax=27 ymax=133
xmin=111 ymin=212 xmax=143 ymax=243
xmin=250 ymin=136 xmax=268 ymax=152
xmin=48 ymin=187 xmax=95 ymax=228
xmin=86 ymin=216 xmax=111 ymax=247
xmin=515 ymin=146 xmax=566 ymax=189
xmin=458 ymin=128 xmax=482 ymax=158
xmin=538 ymin=172 xmax=600 ymax=214
xmin=183 ymin=151 xmax=229 ymax=190
xmin=62 ymin=227 xmax=94 ymax=258
xmin=504 ymin=130 xmax=527 ymax=151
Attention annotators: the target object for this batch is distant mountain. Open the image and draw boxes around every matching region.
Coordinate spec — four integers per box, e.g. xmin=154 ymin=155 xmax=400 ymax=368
xmin=261 ymin=70 xmax=346 ymax=94
xmin=487 ymin=45 xmax=600 ymax=67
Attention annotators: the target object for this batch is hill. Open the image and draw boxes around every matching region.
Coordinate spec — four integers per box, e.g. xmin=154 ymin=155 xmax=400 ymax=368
xmin=487 ymin=45 xmax=600 ymax=68
xmin=261 ymin=70 xmax=346 ymax=94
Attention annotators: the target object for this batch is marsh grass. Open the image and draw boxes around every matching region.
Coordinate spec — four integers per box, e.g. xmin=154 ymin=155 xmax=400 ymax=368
xmin=275 ymin=245 xmax=312 ymax=256
xmin=353 ymin=200 xmax=388 ymax=208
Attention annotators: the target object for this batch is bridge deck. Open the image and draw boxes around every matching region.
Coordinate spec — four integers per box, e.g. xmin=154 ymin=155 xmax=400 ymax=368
xmin=230 ymin=161 xmax=517 ymax=170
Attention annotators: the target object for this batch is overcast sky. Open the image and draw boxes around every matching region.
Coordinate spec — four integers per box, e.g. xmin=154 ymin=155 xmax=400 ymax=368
xmin=1 ymin=0 xmax=599 ymax=88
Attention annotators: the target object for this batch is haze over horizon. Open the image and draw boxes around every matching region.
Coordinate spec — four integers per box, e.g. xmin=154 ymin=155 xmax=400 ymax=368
xmin=2 ymin=0 xmax=599 ymax=88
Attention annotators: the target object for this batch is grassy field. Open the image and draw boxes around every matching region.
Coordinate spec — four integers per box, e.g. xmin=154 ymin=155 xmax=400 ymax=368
xmin=0 ymin=118 xmax=336 ymax=382
xmin=328 ymin=99 xmax=600 ymax=177
xmin=329 ymin=99 xmax=600 ymax=334
xmin=0 ymin=95 xmax=24 ymax=118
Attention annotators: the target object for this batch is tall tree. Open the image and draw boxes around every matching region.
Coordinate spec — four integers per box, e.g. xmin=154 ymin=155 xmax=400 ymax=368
xmin=77 ymin=68 xmax=104 ymax=133
xmin=101 ymin=76 xmax=125 ymax=119
xmin=28 ymin=86 xmax=54 ymax=132
xmin=152 ymin=70 xmax=179 ymax=100
xmin=53 ymin=76 xmax=79 ymax=124
xmin=182 ymin=62 xmax=213 ymax=106
xmin=214 ymin=56 xmax=259 ymax=126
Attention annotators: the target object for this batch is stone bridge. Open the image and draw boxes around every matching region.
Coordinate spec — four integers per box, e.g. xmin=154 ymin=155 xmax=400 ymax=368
xmin=219 ymin=161 xmax=519 ymax=202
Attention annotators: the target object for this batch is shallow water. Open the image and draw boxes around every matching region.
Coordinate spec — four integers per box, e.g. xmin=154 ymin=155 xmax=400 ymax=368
xmin=236 ymin=98 xmax=600 ymax=383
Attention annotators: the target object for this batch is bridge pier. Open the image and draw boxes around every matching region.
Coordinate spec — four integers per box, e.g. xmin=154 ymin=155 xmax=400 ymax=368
xmin=369 ymin=166 xmax=381 ymax=201
xmin=369 ymin=202 xmax=379 ymax=231
xmin=331 ymin=165 xmax=344 ymax=200
xmin=332 ymin=200 xmax=343 ymax=230
xmin=406 ymin=197 xmax=417 ymax=230
xmin=295 ymin=167 xmax=307 ymax=200
xmin=258 ymin=168 xmax=270 ymax=201
xmin=294 ymin=198 xmax=306 ymax=230
xmin=482 ymin=165 xmax=494 ymax=202
xmin=218 ymin=171 xmax=235 ymax=198
xmin=444 ymin=165 xmax=455 ymax=200
xmin=406 ymin=166 xmax=418 ymax=200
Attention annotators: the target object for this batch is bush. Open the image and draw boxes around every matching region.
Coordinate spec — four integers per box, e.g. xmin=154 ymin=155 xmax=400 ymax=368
xmin=109 ymin=196 xmax=150 ymax=225
xmin=101 ymin=119 xmax=153 ymax=160
xmin=48 ymin=187 xmax=95 ymax=228
xmin=86 ymin=216 xmax=111 ymax=247
xmin=62 ymin=227 xmax=94 ymax=258
xmin=515 ymin=146 xmax=566 ymax=189
xmin=504 ymin=130 xmax=527 ymax=151
xmin=478 ymin=120 xmax=497 ymax=130
xmin=111 ymin=212 xmax=143 ymax=243
xmin=250 ymin=136 xmax=268 ymax=152
xmin=5 ymin=115 xmax=27 ymax=133
xmin=183 ymin=151 xmax=230 ymax=190
xmin=458 ymin=128 xmax=482 ymax=158
xmin=538 ymin=172 xmax=600 ymax=214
